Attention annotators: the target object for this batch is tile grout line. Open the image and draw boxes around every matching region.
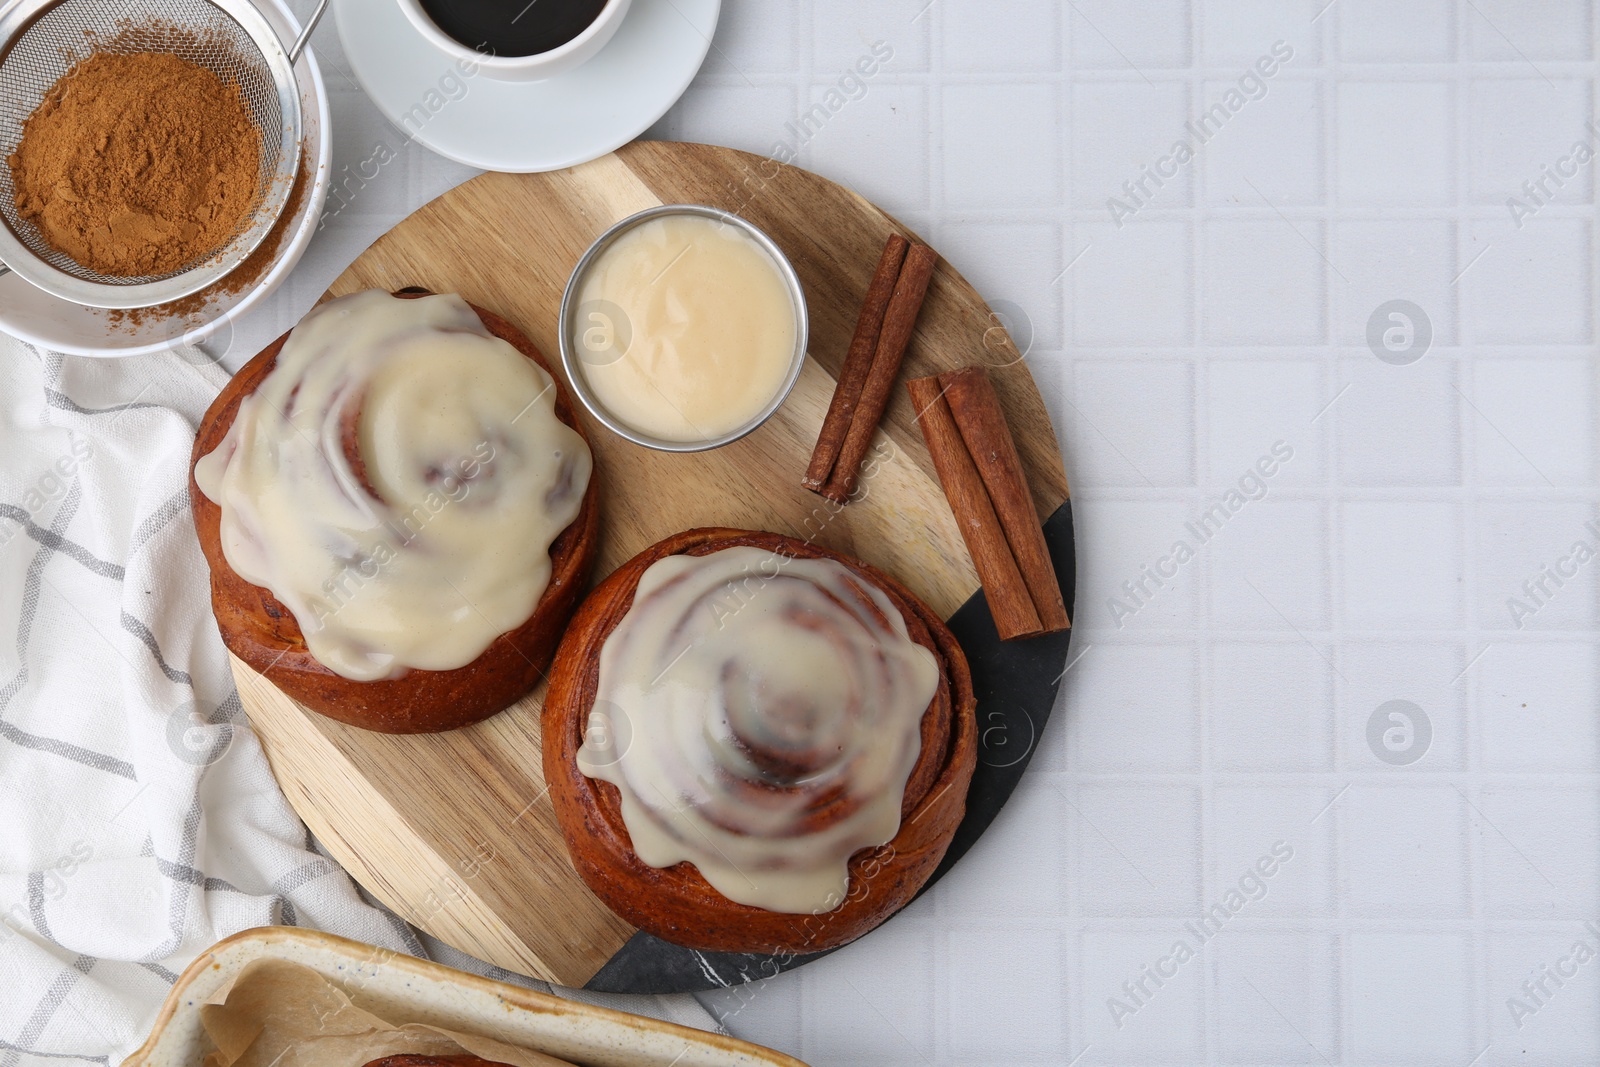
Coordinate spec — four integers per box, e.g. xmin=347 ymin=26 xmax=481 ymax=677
xmin=1057 ymin=5 xmax=1087 ymax=1061
xmin=1186 ymin=5 xmax=1218 ymax=1064
xmin=1314 ymin=9 xmax=1351 ymax=1060
xmin=1453 ymin=0 xmax=1495 ymax=1052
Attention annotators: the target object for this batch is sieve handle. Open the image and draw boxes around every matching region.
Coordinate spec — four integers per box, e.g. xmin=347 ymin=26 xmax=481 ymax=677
xmin=288 ymin=0 xmax=331 ymax=63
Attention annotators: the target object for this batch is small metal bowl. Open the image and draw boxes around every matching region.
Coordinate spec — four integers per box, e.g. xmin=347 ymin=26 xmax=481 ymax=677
xmin=559 ymin=204 xmax=809 ymax=453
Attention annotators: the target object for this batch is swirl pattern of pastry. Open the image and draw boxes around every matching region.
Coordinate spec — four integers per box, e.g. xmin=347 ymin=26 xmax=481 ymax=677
xmin=577 ymin=545 xmax=941 ymax=914
xmin=194 ymin=289 xmax=591 ymax=682
xmin=546 ymin=529 xmax=975 ymax=952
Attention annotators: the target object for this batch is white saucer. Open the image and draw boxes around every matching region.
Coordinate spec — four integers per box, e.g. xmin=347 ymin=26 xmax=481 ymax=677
xmin=334 ymin=0 xmax=720 ymax=173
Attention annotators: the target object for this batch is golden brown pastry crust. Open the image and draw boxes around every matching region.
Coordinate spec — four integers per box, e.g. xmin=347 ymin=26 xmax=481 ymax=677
xmin=364 ymin=1058 xmax=515 ymax=1067
xmin=543 ymin=527 xmax=977 ymax=955
xmin=189 ymin=289 xmax=600 ymax=734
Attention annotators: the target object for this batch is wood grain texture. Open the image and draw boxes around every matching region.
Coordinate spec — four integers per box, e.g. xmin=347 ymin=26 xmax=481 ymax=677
xmin=230 ymin=142 xmax=1068 ymax=986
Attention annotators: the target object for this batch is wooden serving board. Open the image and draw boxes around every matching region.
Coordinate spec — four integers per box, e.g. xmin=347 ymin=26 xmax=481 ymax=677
xmin=232 ymin=141 xmax=1073 ymax=992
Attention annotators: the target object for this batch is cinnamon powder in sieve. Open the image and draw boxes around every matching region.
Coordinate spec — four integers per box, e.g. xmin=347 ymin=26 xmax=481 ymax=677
xmin=106 ymin=149 xmax=311 ymax=330
xmin=7 ymin=50 xmax=262 ymax=278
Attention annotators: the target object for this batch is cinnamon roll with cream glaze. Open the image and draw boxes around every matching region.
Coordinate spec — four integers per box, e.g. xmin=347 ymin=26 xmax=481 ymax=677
xmin=190 ymin=289 xmax=599 ymax=733
xmin=544 ymin=528 xmax=976 ymax=954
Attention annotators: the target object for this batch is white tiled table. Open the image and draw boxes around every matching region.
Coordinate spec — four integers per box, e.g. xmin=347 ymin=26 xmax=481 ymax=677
xmin=261 ymin=2 xmax=1600 ymax=1063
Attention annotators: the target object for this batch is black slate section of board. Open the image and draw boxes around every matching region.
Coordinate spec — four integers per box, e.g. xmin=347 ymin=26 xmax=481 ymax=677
xmin=585 ymin=501 xmax=1076 ymax=994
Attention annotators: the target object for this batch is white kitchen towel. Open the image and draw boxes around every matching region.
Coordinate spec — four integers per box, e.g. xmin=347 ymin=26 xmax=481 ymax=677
xmin=0 ymin=332 xmax=714 ymax=1065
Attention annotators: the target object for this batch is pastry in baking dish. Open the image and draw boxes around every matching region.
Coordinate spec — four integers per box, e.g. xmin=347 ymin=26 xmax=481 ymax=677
xmin=365 ymin=1058 xmax=516 ymax=1067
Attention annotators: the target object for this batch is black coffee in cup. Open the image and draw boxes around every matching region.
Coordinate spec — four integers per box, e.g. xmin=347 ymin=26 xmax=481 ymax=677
xmin=419 ymin=0 xmax=610 ymax=57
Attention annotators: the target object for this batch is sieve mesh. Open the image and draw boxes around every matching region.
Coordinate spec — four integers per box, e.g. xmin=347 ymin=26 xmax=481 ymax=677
xmin=0 ymin=0 xmax=287 ymax=285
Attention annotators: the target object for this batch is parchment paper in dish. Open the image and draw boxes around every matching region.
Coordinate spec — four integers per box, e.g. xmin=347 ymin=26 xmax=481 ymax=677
xmin=200 ymin=958 xmax=577 ymax=1067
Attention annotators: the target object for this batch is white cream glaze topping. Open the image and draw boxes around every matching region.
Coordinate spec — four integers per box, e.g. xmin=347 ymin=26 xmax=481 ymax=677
xmin=194 ymin=290 xmax=591 ymax=682
xmin=578 ymin=545 xmax=940 ymax=914
xmin=572 ymin=214 xmax=797 ymax=443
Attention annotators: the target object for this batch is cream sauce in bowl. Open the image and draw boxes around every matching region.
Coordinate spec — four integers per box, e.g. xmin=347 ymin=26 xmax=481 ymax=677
xmin=561 ymin=206 xmax=807 ymax=451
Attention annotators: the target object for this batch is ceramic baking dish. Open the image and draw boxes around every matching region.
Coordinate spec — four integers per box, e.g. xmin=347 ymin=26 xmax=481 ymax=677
xmin=122 ymin=926 xmax=805 ymax=1067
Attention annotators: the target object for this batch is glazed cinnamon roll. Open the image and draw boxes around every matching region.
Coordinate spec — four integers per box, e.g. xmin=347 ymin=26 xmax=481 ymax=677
xmin=544 ymin=528 xmax=976 ymax=954
xmin=190 ymin=289 xmax=599 ymax=733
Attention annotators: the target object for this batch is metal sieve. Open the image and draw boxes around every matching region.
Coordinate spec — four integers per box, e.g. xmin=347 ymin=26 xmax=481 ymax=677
xmin=0 ymin=0 xmax=326 ymax=309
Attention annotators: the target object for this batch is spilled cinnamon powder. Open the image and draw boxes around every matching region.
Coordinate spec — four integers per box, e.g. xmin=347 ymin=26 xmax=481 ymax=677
xmin=106 ymin=149 xmax=312 ymax=330
xmin=8 ymin=50 xmax=262 ymax=277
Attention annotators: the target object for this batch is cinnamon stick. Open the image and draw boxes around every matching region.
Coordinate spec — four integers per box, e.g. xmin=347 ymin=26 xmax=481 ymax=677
xmin=906 ymin=375 xmax=1044 ymax=640
xmin=803 ymin=234 xmax=910 ymax=492
xmin=940 ymin=367 xmax=1069 ymax=633
xmin=819 ymin=241 xmax=939 ymax=503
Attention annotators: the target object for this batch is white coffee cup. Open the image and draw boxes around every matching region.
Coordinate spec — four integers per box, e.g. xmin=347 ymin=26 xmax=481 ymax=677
xmin=396 ymin=0 xmax=634 ymax=82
